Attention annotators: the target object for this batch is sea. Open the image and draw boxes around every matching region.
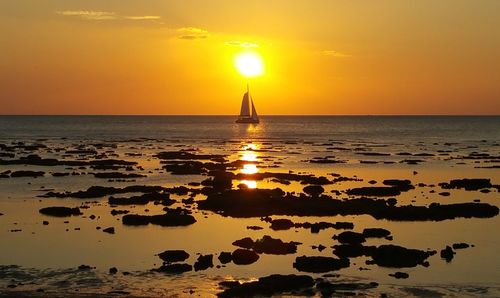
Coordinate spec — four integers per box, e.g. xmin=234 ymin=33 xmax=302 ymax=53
xmin=0 ymin=116 xmax=499 ymax=297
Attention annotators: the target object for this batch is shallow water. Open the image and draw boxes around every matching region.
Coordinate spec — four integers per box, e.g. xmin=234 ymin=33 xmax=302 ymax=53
xmin=0 ymin=116 xmax=499 ymax=297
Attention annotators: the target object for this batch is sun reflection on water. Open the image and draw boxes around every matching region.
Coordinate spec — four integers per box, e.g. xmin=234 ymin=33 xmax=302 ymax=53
xmin=243 ymin=143 xmax=258 ymax=150
xmin=240 ymin=180 xmax=257 ymax=189
xmin=241 ymin=163 xmax=258 ymax=174
xmin=238 ymin=143 xmax=260 ymax=188
xmin=241 ymin=152 xmax=258 ymax=162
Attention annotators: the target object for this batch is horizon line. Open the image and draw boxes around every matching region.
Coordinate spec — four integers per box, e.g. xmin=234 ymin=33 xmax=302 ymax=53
xmin=0 ymin=114 xmax=499 ymax=117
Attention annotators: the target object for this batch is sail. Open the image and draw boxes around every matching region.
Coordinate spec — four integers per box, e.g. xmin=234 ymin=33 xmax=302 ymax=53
xmin=239 ymin=92 xmax=250 ymax=117
xmin=251 ymin=97 xmax=258 ymax=120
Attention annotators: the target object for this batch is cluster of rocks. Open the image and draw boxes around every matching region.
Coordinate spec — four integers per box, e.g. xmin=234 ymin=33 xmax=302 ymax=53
xmin=264 ymin=217 xmax=354 ymax=233
xmin=197 ymin=188 xmax=499 ymax=221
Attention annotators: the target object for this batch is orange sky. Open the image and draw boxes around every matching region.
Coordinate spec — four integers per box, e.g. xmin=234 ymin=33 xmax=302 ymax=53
xmin=0 ymin=0 xmax=499 ymax=115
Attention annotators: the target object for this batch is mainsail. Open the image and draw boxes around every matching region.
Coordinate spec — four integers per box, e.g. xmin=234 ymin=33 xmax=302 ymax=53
xmin=239 ymin=92 xmax=251 ymax=117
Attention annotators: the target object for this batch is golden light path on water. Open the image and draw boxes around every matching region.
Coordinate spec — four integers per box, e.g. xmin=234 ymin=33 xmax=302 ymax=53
xmin=238 ymin=143 xmax=259 ymax=188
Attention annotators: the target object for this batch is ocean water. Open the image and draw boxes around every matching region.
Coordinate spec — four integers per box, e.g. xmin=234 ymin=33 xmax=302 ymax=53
xmin=1 ymin=115 xmax=499 ymax=141
xmin=0 ymin=116 xmax=499 ymax=297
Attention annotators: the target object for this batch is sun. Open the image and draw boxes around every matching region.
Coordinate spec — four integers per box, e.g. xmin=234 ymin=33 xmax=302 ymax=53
xmin=235 ymin=51 xmax=264 ymax=77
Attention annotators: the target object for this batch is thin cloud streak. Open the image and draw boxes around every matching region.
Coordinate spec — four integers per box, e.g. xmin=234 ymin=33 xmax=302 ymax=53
xmin=176 ymin=27 xmax=209 ymax=40
xmin=56 ymin=10 xmax=116 ymax=20
xmin=57 ymin=11 xmax=161 ymax=21
xmin=124 ymin=16 xmax=161 ymax=20
xmin=178 ymin=35 xmax=209 ymax=40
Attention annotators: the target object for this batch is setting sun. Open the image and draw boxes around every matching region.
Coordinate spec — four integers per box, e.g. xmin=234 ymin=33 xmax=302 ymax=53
xmin=235 ymin=52 xmax=264 ymax=78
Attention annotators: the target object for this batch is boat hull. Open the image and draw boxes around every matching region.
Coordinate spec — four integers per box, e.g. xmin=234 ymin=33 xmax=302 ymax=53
xmin=235 ymin=117 xmax=259 ymax=124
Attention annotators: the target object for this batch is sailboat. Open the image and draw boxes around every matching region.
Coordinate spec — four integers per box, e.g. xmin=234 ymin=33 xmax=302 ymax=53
xmin=236 ymin=85 xmax=259 ymax=124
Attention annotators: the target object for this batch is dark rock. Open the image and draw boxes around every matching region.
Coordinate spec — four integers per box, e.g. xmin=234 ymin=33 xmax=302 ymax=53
xmin=331 ymin=222 xmax=355 ymax=230
xmin=232 ymin=237 xmax=254 ymax=249
xmin=108 ymin=193 xmax=174 ymax=206
xmin=270 ymin=178 xmax=291 ymax=185
xmin=154 ymin=263 xmax=192 ymax=274
xmin=78 ymin=264 xmax=92 ymax=270
xmin=10 ymin=170 xmax=44 ymax=178
xmin=370 ymin=245 xmax=433 ymax=268
xmin=207 ymin=171 xmax=234 ymax=190
xmin=303 ymin=185 xmax=325 ymax=197
xmin=439 ymin=192 xmax=451 ymax=197
xmin=158 ymin=250 xmax=190 ymax=263
xmin=109 ymin=267 xmax=118 ymax=274
xmin=122 ymin=212 xmax=196 ymax=227
xmin=103 ymin=227 xmax=115 ymax=234
xmin=110 ymin=209 xmax=129 ymax=216
xmin=42 ymin=221 xmax=49 ymax=225
xmin=246 ymin=225 xmax=263 ymax=230
xmin=39 ymin=207 xmax=82 ymax=217
xmin=439 ymin=179 xmax=492 ymax=191
xmin=232 ymin=249 xmax=259 ymax=265
xmin=386 ymin=198 xmax=397 ymax=207
xmin=163 ymin=161 xmax=213 ymax=175
xmin=270 ymin=218 xmax=294 ymax=230
xmin=440 ymin=246 xmax=455 ymax=262
xmin=42 ymin=185 xmax=169 ymax=199
xmin=400 ymin=159 xmax=425 ymax=165
xmin=218 ymin=252 xmax=232 ymax=264
xmin=452 ymin=243 xmax=470 ymax=249
xmin=389 ymin=272 xmax=409 ymax=279
xmin=333 ymin=244 xmax=376 ymax=258
xmin=0 ymin=155 xmax=136 ymax=167
xmin=52 ymin=172 xmax=70 ymax=177
xmin=233 ymin=235 xmax=298 ymax=255
xmin=293 ymin=256 xmax=350 ymax=273
xmin=217 ymin=274 xmax=314 ymax=298
xmin=333 ymin=231 xmax=366 ymax=244
xmin=194 ymin=254 xmax=214 ymax=271
xmin=383 ymin=179 xmax=414 ymax=192
xmin=357 ymin=152 xmax=390 ymax=156
xmin=362 ymin=228 xmax=391 ymax=238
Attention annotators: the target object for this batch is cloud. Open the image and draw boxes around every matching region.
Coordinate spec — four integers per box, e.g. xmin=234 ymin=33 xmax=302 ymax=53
xmin=176 ymin=27 xmax=209 ymax=40
xmin=225 ymin=41 xmax=259 ymax=48
xmin=57 ymin=10 xmax=160 ymax=21
xmin=177 ymin=27 xmax=208 ymax=34
xmin=56 ymin=10 xmax=116 ymax=20
xmin=178 ymin=35 xmax=209 ymax=40
xmin=124 ymin=16 xmax=161 ymax=20
xmin=321 ymin=50 xmax=352 ymax=58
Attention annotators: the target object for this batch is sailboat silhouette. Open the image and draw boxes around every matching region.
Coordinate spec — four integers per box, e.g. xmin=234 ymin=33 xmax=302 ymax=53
xmin=236 ymin=85 xmax=259 ymax=124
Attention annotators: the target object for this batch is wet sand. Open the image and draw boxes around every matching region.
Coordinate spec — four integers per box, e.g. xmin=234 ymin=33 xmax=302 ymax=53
xmin=1 ymin=136 xmax=499 ymax=297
